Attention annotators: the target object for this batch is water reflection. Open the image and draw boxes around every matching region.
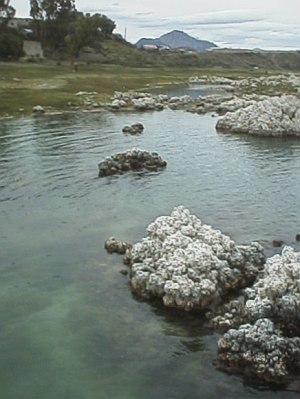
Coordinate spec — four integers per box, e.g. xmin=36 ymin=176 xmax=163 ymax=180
xmin=150 ymin=301 xmax=210 ymax=337
xmin=218 ymin=130 xmax=300 ymax=155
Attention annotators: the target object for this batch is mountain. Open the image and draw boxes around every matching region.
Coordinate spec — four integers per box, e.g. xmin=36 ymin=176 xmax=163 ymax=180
xmin=136 ymin=30 xmax=217 ymax=52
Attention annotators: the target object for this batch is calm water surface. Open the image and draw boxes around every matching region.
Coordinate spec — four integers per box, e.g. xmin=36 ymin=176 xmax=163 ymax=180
xmin=151 ymin=83 xmax=229 ymax=98
xmin=1 ymin=109 xmax=300 ymax=399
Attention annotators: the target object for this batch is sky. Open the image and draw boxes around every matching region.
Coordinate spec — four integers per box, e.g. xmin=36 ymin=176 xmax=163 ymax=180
xmin=11 ymin=0 xmax=300 ymax=50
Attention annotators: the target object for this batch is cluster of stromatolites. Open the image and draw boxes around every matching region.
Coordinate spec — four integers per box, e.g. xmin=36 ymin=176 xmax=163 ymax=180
xmin=127 ymin=206 xmax=265 ymax=311
xmin=218 ymin=318 xmax=300 ymax=383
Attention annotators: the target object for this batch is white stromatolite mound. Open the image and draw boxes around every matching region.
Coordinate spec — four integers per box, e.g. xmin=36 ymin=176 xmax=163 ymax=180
xmin=129 ymin=206 xmax=265 ymax=310
xmin=218 ymin=318 xmax=300 ymax=383
xmin=245 ymin=246 xmax=300 ymax=330
xmin=216 ymin=95 xmax=300 ymax=136
xmin=211 ymin=246 xmax=300 ymax=333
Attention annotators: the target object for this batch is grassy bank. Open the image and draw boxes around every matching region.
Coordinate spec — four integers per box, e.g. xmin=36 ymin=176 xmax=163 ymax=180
xmin=0 ymin=61 xmax=296 ymax=118
xmin=0 ymin=62 xmax=191 ymax=117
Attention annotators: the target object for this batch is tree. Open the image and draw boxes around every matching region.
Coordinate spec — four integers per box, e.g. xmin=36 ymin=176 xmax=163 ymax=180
xmin=0 ymin=0 xmax=15 ymax=28
xmin=0 ymin=0 xmax=22 ymax=59
xmin=30 ymin=0 xmax=76 ymax=20
xmin=29 ymin=1 xmax=116 ymax=57
xmin=93 ymin=13 xmax=116 ymax=37
xmin=0 ymin=28 xmax=23 ymax=59
xmin=64 ymin=13 xmax=98 ymax=62
xmin=30 ymin=0 xmax=77 ymax=48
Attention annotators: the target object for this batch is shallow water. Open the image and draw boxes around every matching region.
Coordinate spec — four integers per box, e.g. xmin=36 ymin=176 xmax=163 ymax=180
xmin=1 ymin=109 xmax=300 ymax=398
xmin=151 ymin=82 xmax=229 ymax=98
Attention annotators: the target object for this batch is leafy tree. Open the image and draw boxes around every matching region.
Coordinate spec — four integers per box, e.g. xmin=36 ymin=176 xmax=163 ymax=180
xmin=30 ymin=0 xmax=77 ymax=48
xmin=0 ymin=28 xmax=23 ymax=59
xmin=93 ymin=13 xmax=116 ymax=37
xmin=0 ymin=0 xmax=15 ymax=28
xmin=29 ymin=1 xmax=116 ymax=58
xmin=65 ymin=13 xmax=115 ymax=62
xmin=30 ymin=0 xmax=76 ymax=20
xmin=0 ymin=1 xmax=22 ymax=59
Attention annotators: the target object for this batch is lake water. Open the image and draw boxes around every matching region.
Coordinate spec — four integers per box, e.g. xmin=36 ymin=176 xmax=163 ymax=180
xmin=151 ymin=83 xmax=229 ymax=98
xmin=1 ymin=109 xmax=300 ymax=398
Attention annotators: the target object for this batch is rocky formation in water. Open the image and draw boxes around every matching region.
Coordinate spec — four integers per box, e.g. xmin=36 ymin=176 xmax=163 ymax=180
xmin=208 ymin=246 xmax=300 ymax=336
xmin=93 ymin=74 xmax=300 ymax=117
xmin=98 ymin=148 xmax=167 ymax=177
xmin=208 ymin=299 xmax=248 ymax=330
xmin=216 ymin=95 xmax=300 ymax=136
xmin=107 ymin=91 xmax=164 ymax=112
xmin=106 ymin=206 xmax=300 ymax=384
xmin=106 ymin=89 xmax=255 ymax=116
xmin=32 ymin=105 xmax=45 ymax=114
xmin=245 ymin=246 xmax=300 ymax=333
xmin=122 ymin=122 xmax=144 ymax=135
xmin=189 ymin=73 xmax=300 ymax=94
xmin=218 ymin=318 xmax=300 ymax=384
xmin=105 ymin=237 xmax=132 ymax=255
xmin=126 ymin=206 xmax=265 ymax=311
xmin=106 ymin=90 xmax=242 ymax=114
xmin=212 ymin=246 xmax=300 ymax=330
xmin=214 ymin=246 xmax=300 ymax=384
xmin=107 ymin=91 xmax=188 ymax=112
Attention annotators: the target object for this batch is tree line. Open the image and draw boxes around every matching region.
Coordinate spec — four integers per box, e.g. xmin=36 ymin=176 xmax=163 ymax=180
xmin=0 ymin=0 xmax=116 ymax=60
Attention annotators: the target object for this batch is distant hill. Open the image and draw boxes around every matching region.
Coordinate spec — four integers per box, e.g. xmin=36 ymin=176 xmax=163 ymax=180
xmin=136 ymin=30 xmax=217 ymax=52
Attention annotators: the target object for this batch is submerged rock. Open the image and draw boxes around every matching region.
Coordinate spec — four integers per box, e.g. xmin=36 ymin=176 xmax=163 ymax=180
xmin=122 ymin=123 xmax=144 ymax=135
xmin=218 ymin=318 xmax=300 ymax=384
xmin=105 ymin=237 xmax=132 ymax=255
xmin=98 ymin=148 xmax=167 ymax=177
xmin=127 ymin=206 xmax=265 ymax=311
xmin=272 ymin=239 xmax=284 ymax=247
xmin=216 ymin=95 xmax=300 ymax=136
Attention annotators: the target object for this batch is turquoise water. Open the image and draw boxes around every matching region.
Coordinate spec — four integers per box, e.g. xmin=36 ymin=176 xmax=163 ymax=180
xmin=1 ymin=109 xmax=300 ymax=398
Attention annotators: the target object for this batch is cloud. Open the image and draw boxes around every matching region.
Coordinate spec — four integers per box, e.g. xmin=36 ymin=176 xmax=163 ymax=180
xmin=139 ymin=9 xmax=264 ymax=29
xmin=80 ymin=3 xmax=127 ymax=15
xmin=135 ymin=12 xmax=154 ymax=16
xmin=73 ymin=2 xmax=300 ymax=50
xmin=198 ymin=20 xmax=300 ymax=50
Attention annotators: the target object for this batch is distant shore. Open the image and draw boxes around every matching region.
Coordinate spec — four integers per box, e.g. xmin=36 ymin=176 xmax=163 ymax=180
xmin=0 ymin=61 xmax=299 ymax=119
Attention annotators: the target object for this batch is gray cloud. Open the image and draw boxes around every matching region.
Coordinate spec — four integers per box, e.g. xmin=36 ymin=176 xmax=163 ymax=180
xmin=140 ymin=9 xmax=265 ymax=28
xmin=135 ymin=12 xmax=154 ymax=16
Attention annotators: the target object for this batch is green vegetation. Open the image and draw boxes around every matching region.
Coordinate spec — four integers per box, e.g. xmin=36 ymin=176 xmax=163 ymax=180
xmin=0 ymin=0 xmax=15 ymax=23
xmin=1 ymin=61 xmax=297 ymax=118
xmin=0 ymin=0 xmax=23 ymax=60
xmin=0 ymin=28 xmax=23 ymax=59
xmin=237 ymin=82 xmax=298 ymax=96
xmin=0 ymin=0 xmax=117 ymax=61
xmin=0 ymin=62 xmax=212 ymax=117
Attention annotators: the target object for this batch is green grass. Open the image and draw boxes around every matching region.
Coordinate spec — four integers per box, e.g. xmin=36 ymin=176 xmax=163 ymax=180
xmin=0 ymin=61 xmax=297 ymax=117
xmin=0 ymin=62 xmax=218 ymax=116
xmin=237 ymin=82 xmax=298 ymax=96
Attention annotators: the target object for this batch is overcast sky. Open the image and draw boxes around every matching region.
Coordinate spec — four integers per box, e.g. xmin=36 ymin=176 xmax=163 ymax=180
xmin=12 ymin=0 xmax=300 ymax=50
